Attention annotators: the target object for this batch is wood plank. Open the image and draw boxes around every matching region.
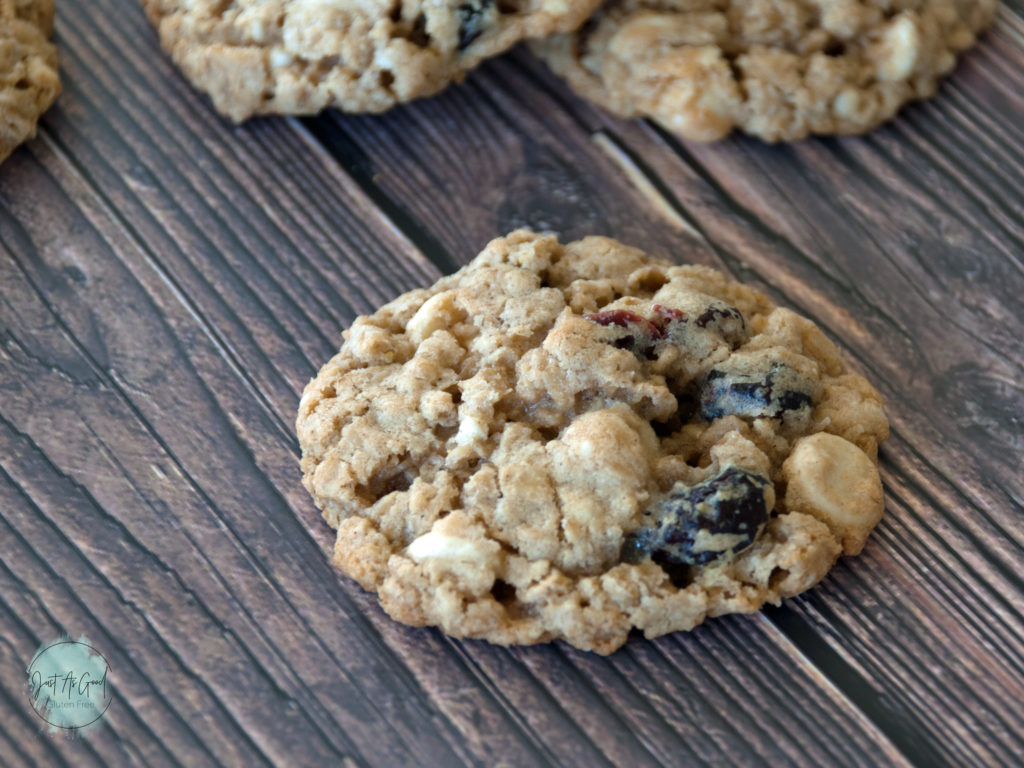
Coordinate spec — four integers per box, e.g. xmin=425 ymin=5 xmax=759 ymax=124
xmin=0 ymin=127 xmax=902 ymax=765
xmin=1 ymin=0 xmax=1022 ymax=764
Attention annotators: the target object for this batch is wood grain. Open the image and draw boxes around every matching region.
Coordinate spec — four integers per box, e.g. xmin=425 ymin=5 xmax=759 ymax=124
xmin=1 ymin=0 xmax=1022 ymax=765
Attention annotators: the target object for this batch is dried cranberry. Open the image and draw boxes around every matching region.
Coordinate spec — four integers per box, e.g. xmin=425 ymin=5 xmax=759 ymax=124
xmin=699 ymin=363 xmax=813 ymax=421
xmin=586 ymin=301 xmax=747 ymax=360
xmin=652 ymin=305 xmax=686 ymax=324
xmin=623 ymin=467 xmax=772 ymax=566
xmin=694 ymin=305 xmax=740 ymax=328
xmin=585 ymin=309 xmax=663 ymax=336
xmin=457 ymin=0 xmax=492 ymax=49
xmin=585 ymin=309 xmax=665 ymax=358
xmin=692 ymin=302 xmax=747 ymax=347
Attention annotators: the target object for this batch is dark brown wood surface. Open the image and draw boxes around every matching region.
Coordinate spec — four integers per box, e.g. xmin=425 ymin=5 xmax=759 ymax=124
xmin=1 ymin=0 xmax=1022 ymax=765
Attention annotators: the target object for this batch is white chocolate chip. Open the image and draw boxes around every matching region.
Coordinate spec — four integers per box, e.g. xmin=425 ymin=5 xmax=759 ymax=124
xmin=249 ymin=20 xmax=267 ymax=41
xmin=270 ymin=49 xmax=294 ymax=68
xmin=782 ymin=432 xmax=884 ymax=555
xmin=406 ymin=291 xmax=461 ymax=345
xmin=874 ymin=15 xmax=921 ymax=82
xmin=833 ymin=88 xmax=862 ymax=121
xmin=454 ymin=413 xmax=488 ymax=446
xmin=406 ymin=531 xmax=488 ymax=562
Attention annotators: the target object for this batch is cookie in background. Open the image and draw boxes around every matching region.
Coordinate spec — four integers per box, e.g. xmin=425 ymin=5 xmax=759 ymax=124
xmin=0 ymin=0 xmax=61 ymax=164
xmin=141 ymin=0 xmax=604 ymax=121
xmin=532 ymin=0 xmax=998 ymax=142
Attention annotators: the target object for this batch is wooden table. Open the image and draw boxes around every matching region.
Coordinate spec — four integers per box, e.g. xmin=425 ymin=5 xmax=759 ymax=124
xmin=2 ymin=0 xmax=1022 ymax=765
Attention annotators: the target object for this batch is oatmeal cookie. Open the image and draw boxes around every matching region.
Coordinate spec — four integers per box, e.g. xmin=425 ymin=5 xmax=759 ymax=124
xmin=2 ymin=0 xmax=54 ymax=33
xmin=142 ymin=0 xmax=603 ymax=122
xmin=0 ymin=0 xmax=60 ymax=164
xmin=297 ymin=231 xmax=889 ymax=653
xmin=531 ymin=0 xmax=997 ymax=141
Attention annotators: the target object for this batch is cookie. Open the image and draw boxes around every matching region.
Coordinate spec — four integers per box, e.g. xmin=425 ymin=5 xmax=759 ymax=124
xmin=3 ymin=0 xmax=54 ymax=33
xmin=531 ymin=0 xmax=997 ymax=142
xmin=0 ymin=0 xmax=60 ymax=164
xmin=297 ymin=231 xmax=889 ymax=654
xmin=142 ymin=0 xmax=603 ymax=122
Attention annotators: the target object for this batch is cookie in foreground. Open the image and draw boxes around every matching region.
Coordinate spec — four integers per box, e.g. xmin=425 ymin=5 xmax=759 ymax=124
xmin=531 ymin=0 xmax=997 ymax=142
xmin=0 ymin=0 xmax=60 ymax=164
xmin=141 ymin=0 xmax=603 ymax=122
xmin=297 ymin=231 xmax=889 ymax=654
